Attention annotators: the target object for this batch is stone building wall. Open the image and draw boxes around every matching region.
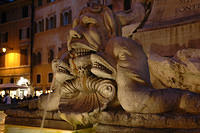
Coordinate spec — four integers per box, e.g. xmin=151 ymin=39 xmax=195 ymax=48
xmin=132 ymin=0 xmax=200 ymax=57
xmin=133 ymin=21 xmax=200 ymax=57
xmin=0 ymin=0 xmax=32 ymax=85
xmin=32 ymin=0 xmax=88 ymax=91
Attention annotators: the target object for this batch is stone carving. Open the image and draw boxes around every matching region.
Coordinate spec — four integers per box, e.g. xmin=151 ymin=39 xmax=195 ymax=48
xmin=149 ymin=48 xmax=200 ymax=92
xmin=51 ymin=2 xmax=200 ymax=128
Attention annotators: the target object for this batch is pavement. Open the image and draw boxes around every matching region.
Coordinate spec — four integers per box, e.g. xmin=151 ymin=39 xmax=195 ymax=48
xmin=0 ymin=104 xmax=18 ymax=111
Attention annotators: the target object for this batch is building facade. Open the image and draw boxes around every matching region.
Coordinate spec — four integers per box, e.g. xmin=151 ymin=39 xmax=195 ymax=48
xmin=0 ymin=0 xmax=132 ymax=96
xmin=0 ymin=0 xmax=32 ymax=98
xmin=32 ymin=0 xmax=89 ymax=94
xmin=32 ymin=0 xmax=118 ymax=94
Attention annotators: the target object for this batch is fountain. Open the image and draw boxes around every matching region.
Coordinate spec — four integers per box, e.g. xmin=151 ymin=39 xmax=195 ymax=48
xmin=3 ymin=0 xmax=200 ymax=132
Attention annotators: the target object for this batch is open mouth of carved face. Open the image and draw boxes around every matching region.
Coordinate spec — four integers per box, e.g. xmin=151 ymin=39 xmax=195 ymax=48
xmin=92 ymin=61 xmax=113 ymax=74
xmin=68 ymin=41 xmax=99 ymax=75
xmin=52 ymin=59 xmax=75 ymax=83
xmin=70 ymin=48 xmax=96 ymax=58
xmin=91 ymin=54 xmax=116 ymax=80
xmin=69 ymin=41 xmax=97 ymax=58
xmin=57 ymin=65 xmax=71 ymax=75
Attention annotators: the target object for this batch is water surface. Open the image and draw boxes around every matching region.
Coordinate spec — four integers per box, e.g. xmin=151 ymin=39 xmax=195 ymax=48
xmin=0 ymin=125 xmax=94 ymax=133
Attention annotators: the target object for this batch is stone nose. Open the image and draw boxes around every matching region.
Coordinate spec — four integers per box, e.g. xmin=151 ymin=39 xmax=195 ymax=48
xmin=69 ymin=29 xmax=82 ymax=39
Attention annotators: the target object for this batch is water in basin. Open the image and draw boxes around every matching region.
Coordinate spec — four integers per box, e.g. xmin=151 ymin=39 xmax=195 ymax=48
xmin=0 ymin=124 xmax=94 ymax=133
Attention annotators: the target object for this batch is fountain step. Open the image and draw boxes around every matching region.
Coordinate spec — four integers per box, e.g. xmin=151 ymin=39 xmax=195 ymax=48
xmin=91 ymin=111 xmax=200 ymax=132
xmin=95 ymin=124 xmax=200 ymax=133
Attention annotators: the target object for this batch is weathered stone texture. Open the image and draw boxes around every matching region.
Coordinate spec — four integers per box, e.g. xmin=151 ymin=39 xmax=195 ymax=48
xmin=149 ymin=49 xmax=200 ymax=92
xmin=92 ymin=111 xmax=200 ymax=129
xmin=95 ymin=124 xmax=200 ymax=133
xmin=5 ymin=117 xmax=72 ymax=130
xmin=133 ymin=21 xmax=200 ymax=57
xmin=4 ymin=109 xmax=73 ymax=130
xmin=145 ymin=0 xmax=200 ymax=29
xmin=5 ymin=109 xmax=62 ymax=120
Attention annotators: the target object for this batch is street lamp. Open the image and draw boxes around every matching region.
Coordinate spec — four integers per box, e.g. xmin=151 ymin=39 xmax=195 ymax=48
xmin=2 ymin=48 xmax=6 ymax=53
xmin=1 ymin=47 xmax=13 ymax=53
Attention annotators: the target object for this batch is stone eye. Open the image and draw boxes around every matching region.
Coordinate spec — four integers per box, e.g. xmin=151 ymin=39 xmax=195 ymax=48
xmin=82 ymin=16 xmax=97 ymax=26
xmin=119 ymin=53 xmax=127 ymax=60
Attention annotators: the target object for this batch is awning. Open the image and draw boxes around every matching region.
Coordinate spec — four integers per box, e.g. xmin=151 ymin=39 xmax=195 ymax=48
xmin=0 ymin=83 xmax=28 ymax=90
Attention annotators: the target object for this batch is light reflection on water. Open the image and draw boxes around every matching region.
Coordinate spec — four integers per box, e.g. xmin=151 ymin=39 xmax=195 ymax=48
xmin=0 ymin=125 xmax=5 ymax=133
xmin=0 ymin=125 xmax=93 ymax=133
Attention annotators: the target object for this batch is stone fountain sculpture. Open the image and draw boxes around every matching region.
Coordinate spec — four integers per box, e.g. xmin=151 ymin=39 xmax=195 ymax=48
xmin=46 ymin=1 xmax=200 ymax=132
xmin=5 ymin=1 xmax=200 ymax=132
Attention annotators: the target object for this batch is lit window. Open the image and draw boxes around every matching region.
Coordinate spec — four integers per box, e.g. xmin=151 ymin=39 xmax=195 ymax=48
xmin=22 ymin=6 xmax=29 ymax=18
xmin=61 ymin=9 xmax=72 ymax=26
xmin=1 ymin=32 xmax=8 ymax=43
xmin=36 ymin=74 xmax=41 ymax=83
xmin=48 ymin=73 xmax=53 ymax=82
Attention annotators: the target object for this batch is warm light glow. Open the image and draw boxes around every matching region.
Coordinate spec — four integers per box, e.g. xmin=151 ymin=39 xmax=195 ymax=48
xmin=5 ymin=52 xmax=20 ymax=67
xmin=36 ymin=90 xmax=43 ymax=96
xmin=16 ymin=77 xmax=31 ymax=99
xmin=2 ymin=48 xmax=6 ymax=53
xmin=17 ymin=77 xmax=30 ymax=86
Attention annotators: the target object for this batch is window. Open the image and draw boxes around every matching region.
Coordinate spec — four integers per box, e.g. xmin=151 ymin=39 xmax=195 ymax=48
xmin=27 ymin=28 xmax=30 ymax=38
xmin=36 ymin=74 xmax=41 ymax=83
xmin=22 ymin=6 xmax=29 ymax=18
xmin=61 ymin=9 xmax=72 ymax=26
xmin=48 ymin=73 xmax=53 ymax=82
xmin=0 ymin=53 xmax=5 ymax=67
xmin=37 ymin=19 xmax=44 ymax=32
xmin=20 ymin=49 xmax=28 ymax=65
xmin=37 ymin=52 xmax=41 ymax=64
xmin=108 ymin=4 xmax=113 ymax=10
xmin=33 ymin=52 xmax=41 ymax=65
xmin=1 ymin=32 xmax=8 ymax=43
xmin=10 ymin=78 xmax=14 ymax=83
xmin=19 ymin=29 xmax=22 ymax=40
xmin=46 ymin=15 xmax=56 ymax=30
xmin=34 ymin=21 xmax=37 ymax=33
xmin=48 ymin=49 xmax=54 ymax=63
xmin=47 ymin=0 xmax=55 ymax=3
xmin=19 ymin=27 xmax=30 ymax=40
xmin=0 ymin=79 xmax=3 ymax=84
xmin=1 ymin=12 xmax=7 ymax=23
xmin=124 ymin=0 xmax=132 ymax=10
xmin=38 ymin=0 xmax=42 ymax=6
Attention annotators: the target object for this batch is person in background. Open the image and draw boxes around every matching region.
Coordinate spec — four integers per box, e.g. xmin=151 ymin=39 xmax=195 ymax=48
xmin=0 ymin=95 xmax=2 ymax=104
xmin=3 ymin=93 xmax=11 ymax=104
xmin=12 ymin=95 xmax=17 ymax=104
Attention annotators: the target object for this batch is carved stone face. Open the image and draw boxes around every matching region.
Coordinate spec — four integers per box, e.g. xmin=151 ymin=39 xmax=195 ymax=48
xmin=57 ymin=6 xmax=117 ymax=115
xmin=67 ymin=7 xmax=117 ymax=76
